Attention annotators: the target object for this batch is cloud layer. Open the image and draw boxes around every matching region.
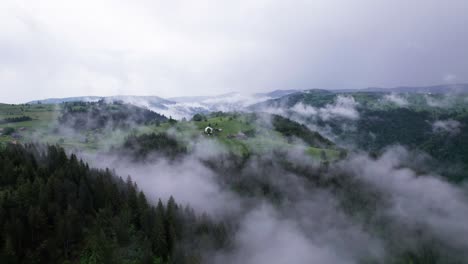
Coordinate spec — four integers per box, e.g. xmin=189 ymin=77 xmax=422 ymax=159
xmin=1 ymin=0 xmax=468 ymax=103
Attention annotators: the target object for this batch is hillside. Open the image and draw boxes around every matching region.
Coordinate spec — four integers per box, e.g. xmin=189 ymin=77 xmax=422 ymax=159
xmin=0 ymin=102 xmax=340 ymax=162
xmin=0 ymin=143 xmax=228 ymax=263
xmin=252 ymin=89 xmax=468 ymax=181
xmin=133 ymin=112 xmax=341 ymax=160
xmin=2 ymin=91 xmax=468 ymax=263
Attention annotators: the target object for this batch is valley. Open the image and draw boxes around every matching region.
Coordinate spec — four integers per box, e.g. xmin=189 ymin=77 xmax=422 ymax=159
xmin=1 ymin=87 xmax=468 ymax=264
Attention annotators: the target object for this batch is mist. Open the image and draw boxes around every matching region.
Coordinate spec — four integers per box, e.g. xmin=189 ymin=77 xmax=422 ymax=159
xmin=3 ymin=94 xmax=465 ymax=263
xmin=2 ymin=0 xmax=468 ymax=103
xmin=2 ymin=0 xmax=468 ymax=263
xmin=67 ymin=120 xmax=468 ymax=263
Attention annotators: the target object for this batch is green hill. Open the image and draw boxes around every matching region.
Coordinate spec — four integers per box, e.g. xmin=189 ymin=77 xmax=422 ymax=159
xmin=253 ymin=90 xmax=468 ymax=181
xmin=130 ymin=112 xmax=341 ymax=161
xmin=0 ymin=102 xmax=340 ymax=162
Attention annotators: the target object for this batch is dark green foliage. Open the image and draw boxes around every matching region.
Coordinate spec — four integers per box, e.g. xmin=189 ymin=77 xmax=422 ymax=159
xmin=122 ymin=133 xmax=187 ymax=159
xmin=58 ymin=101 xmax=167 ymax=131
xmin=272 ymin=115 xmax=333 ymax=148
xmin=203 ymin=148 xmax=466 ymax=263
xmin=191 ymin=114 xmax=204 ymax=122
xmin=338 ymin=109 xmax=468 ymax=181
xmin=1 ymin=127 xmax=15 ymax=136
xmin=354 ymin=108 xmax=432 ymax=150
xmin=242 ymin=128 xmax=256 ymax=137
xmin=0 ymin=144 xmax=229 ymax=263
xmin=168 ymin=117 xmax=177 ymax=125
xmin=303 ymin=105 xmax=468 ymax=181
xmin=0 ymin=116 xmax=33 ymax=124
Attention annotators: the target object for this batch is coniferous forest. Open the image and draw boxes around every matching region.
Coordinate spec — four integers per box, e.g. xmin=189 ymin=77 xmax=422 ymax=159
xmin=0 ymin=144 xmax=229 ymax=264
xmin=2 ymin=1 xmax=468 ymax=263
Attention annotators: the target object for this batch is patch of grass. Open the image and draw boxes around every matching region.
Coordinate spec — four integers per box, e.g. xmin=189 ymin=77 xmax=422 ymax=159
xmin=0 ymin=104 xmax=342 ymax=161
xmin=307 ymin=147 xmax=341 ymax=161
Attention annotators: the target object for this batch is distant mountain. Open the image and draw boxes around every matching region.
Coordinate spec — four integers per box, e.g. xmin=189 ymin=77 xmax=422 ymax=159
xmin=156 ymin=92 xmax=279 ymax=119
xmin=103 ymin=95 xmax=174 ymax=109
xmin=168 ymin=96 xmax=213 ymax=103
xmin=255 ymin=89 xmax=301 ymax=98
xmin=25 ymin=84 xmax=468 ymax=120
xmin=28 ymin=95 xmax=173 ymax=105
xmin=333 ymin=83 xmax=468 ymax=94
xmin=28 ymin=96 xmax=103 ymax=104
xmin=27 ymin=95 xmax=174 ymax=115
xmin=162 ymin=92 xmax=270 ymax=119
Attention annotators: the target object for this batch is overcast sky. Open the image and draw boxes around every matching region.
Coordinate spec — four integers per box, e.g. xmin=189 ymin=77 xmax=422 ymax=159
xmin=1 ymin=0 xmax=467 ymax=103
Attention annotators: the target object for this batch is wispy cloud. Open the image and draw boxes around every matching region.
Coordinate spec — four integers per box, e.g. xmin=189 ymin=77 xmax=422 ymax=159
xmin=384 ymin=93 xmax=409 ymax=106
xmin=432 ymin=119 xmax=461 ymax=135
xmin=2 ymin=0 xmax=468 ymax=103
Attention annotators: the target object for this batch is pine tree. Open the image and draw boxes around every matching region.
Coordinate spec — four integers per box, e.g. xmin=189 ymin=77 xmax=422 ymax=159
xmin=153 ymin=200 xmax=168 ymax=260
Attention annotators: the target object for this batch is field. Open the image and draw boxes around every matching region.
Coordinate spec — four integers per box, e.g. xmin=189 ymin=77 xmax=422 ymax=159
xmin=0 ymin=103 xmax=59 ymax=144
xmin=0 ymin=103 xmax=339 ymax=161
xmin=135 ymin=113 xmax=340 ymax=160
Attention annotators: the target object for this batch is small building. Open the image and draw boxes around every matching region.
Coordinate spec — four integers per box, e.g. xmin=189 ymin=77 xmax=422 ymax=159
xmin=205 ymin=126 xmax=213 ymax=135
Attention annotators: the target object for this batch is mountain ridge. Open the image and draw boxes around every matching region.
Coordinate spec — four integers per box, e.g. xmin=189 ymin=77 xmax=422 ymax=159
xmin=26 ymin=84 xmax=468 ymax=105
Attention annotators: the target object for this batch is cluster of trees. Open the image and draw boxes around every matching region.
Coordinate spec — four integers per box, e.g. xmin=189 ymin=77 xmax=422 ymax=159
xmin=203 ymin=148 xmax=459 ymax=263
xmin=0 ymin=144 xmax=229 ymax=263
xmin=191 ymin=114 xmax=206 ymax=122
xmin=272 ymin=115 xmax=333 ymax=148
xmin=0 ymin=127 xmax=16 ymax=136
xmin=0 ymin=116 xmax=32 ymax=124
xmin=351 ymin=109 xmax=468 ymax=181
xmin=310 ymin=106 xmax=468 ymax=181
xmin=354 ymin=108 xmax=432 ymax=150
xmin=121 ymin=133 xmax=187 ymax=160
xmin=58 ymin=101 xmax=167 ymax=131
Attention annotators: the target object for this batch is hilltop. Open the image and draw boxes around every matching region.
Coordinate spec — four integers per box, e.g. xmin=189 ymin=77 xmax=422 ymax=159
xmin=0 ymin=101 xmax=340 ymax=162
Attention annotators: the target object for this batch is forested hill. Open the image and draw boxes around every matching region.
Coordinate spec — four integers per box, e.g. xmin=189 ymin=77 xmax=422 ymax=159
xmin=250 ymin=90 xmax=468 ymax=181
xmin=0 ymin=144 xmax=229 ymax=264
xmin=58 ymin=101 xmax=168 ymax=131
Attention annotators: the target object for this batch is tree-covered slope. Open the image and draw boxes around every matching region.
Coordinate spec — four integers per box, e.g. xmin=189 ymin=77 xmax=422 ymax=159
xmin=254 ymin=90 xmax=468 ymax=181
xmin=0 ymin=144 xmax=229 ymax=264
xmin=58 ymin=101 xmax=168 ymax=131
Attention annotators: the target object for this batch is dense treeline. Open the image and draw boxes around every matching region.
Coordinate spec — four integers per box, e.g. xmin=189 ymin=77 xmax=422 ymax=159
xmin=0 ymin=144 xmax=229 ymax=263
xmin=311 ymin=107 xmax=468 ymax=181
xmin=203 ymin=149 xmax=464 ymax=264
xmin=122 ymin=133 xmax=187 ymax=160
xmin=351 ymin=109 xmax=468 ymax=181
xmin=272 ymin=115 xmax=334 ymax=148
xmin=58 ymin=101 xmax=167 ymax=131
xmin=0 ymin=116 xmax=33 ymax=124
xmin=354 ymin=108 xmax=432 ymax=150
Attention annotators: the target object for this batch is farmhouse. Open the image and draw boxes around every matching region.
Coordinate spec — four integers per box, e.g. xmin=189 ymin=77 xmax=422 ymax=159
xmin=205 ymin=126 xmax=213 ymax=135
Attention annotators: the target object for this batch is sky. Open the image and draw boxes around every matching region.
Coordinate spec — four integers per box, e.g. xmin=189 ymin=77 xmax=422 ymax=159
xmin=0 ymin=0 xmax=467 ymax=103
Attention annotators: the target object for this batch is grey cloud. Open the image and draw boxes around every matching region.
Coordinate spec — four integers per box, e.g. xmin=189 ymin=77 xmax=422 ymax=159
xmin=342 ymin=146 xmax=468 ymax=253
xmin=384 ymin=93 xmax=409 ymax=106
xmin=69 ymin=127 xmax=468 ymax=263
xmin=432 ymin=119 xmax=461 ymax=135
xmin=1 ymin=0 xmax=468 ymax=103
xmin=286 ymin=95 xmax=360 ymax=121
xmin=83 ymin=141 xmax=242 ymax=217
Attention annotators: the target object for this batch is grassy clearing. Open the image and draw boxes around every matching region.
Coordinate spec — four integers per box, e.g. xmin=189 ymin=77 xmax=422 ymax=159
xmin=0 ymin=104 xmax=340 ymax=161
xmin=144 ymin=114 xmax=340 ymax=159
xmin=0 ymin=104 xmax=59 ymax=145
